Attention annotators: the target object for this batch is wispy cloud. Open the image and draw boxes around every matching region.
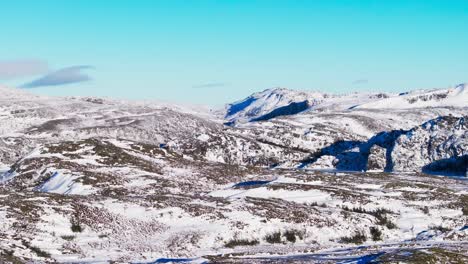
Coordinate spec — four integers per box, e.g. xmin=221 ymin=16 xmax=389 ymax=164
xmin=192 ymin=82 xmax=227 ymax=88
xmin=352 ymin=79 xmax=369 ymax=85
xmin=22 ymin=66 xmax=93 ymax=88
xmin=0 ymin=59 xmax=48 ymax=79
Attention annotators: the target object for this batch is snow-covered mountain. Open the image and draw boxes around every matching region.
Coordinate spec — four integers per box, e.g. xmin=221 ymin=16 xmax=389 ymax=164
xmin=224 ymin=84 xmax=467 ymax=124
xmin=0 ymin=85 xmax=467 ymax=262
xmin=224 ymin=88 xmax=326 ymax=124
xmin=356 ymin=83 xmax=468 ymax=109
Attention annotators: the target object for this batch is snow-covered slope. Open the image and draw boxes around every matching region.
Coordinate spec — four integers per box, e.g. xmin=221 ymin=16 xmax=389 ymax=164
xmin=1 ymin=137 xmax=467 ymax=263
xmin=224 ymin=88 xmax=392 ymax=124
xmin=0 ymin=85 xmax=467 ymax=262
xmin=356 ymin=83 xmax=468 ymax=109
xmin=224 ymin=84 xmax=467 ymax=124
xmin=392 ymin=115 xmax=467 ymax=175
xmin=299 ymin=115 xmax=467 ymax=175
xmin=224 ymin=88 xmax=325 ymax=124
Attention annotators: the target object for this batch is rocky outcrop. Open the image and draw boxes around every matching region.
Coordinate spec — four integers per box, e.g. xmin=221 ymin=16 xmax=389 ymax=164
xmin=392 ymin=116 xmax=467 ymax=175
xmin=367 ymin=145 xmax=386 ymax=171
xmin=307 ymin=155 xmax=337 ymax=169
xmin=304 ymin=116 xmax=467 ymax=176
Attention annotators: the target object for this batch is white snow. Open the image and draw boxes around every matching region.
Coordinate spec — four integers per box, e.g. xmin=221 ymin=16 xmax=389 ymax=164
xmin=196 ymin=134 xmax=210 ymax=142
xmin=356 ymin=83 xmax=468 ymax=109
xmin=37 ymin=171 xmax=95 ymax=195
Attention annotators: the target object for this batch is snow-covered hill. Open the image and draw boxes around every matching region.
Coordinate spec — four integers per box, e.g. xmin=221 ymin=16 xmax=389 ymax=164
xmin=224 ymin=88 xmax=326 ymax=124
xmin=0 ymin=85 xmax=467 ymax=262
xmin=1 ymin=136 xmax=467 ymax=263
xmin=356 ymin=83 xmax=468 ymax=109
xmin=224 ymin=84 xmax=467 ymax=124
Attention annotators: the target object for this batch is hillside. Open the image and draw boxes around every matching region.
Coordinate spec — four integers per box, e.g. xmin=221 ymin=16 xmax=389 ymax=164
xmin=0 ymin=85 xmax=466 ymax=263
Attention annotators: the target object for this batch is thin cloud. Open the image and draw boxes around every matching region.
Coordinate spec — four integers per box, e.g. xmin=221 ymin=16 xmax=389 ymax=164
xmin=22 ymin=66 xmax=93 ymax=88
xmin=0 ymin=59 xmax=48 ymax=79
xmin=352 ymin=79 xmax=369 ymax=85
xmin=192 ymin=82 xmax=227 ymax=88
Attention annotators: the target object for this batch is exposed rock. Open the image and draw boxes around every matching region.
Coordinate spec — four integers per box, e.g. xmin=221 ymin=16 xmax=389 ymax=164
xmin=306 ymin=155 xmax=337 ymax=169
xmin=391 ymin=116 xmax=467 ymax=175
xmin=303 ymin=116 xmax=467 ymax=175
xmin=367 ymin=145 xmax=386 ymax=171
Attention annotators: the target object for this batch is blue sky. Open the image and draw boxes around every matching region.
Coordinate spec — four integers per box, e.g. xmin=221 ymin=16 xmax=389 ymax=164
xmin=1 ymin=0 xmax=467 ymax=105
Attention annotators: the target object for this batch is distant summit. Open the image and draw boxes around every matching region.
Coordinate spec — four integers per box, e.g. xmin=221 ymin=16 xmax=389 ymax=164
xmin=356 ymin=83 xmax=468 ymax=109
xmin=224 ymin=84 xmax=468 ymax=124
xmin=224 ymin=87 xmax=325 ymax=124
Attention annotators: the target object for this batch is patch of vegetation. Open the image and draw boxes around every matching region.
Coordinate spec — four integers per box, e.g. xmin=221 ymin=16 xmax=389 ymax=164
xmin=341 ymin=206 xmax=397 ymax=229
xmin=283 ymin=229 xmax=304 ymax=243
xmin=384 ymin=181 xmax=431 ymax=190
xmin=459 ymin=195 xmax=468 ymax=216
xmin=310 ymin=201 xmax=327 ymax=208
xmin=429 ymin=225 xmax=451 ymax=233
xmin=40 ymin=133 xmax=82 ymax=152
xmin=422 ymin=206 xmax=430 ymax=214
xmin=224 ymin=238 xmax=259 ymax=248
xmin=283 ymin=231 xmax=297 ymax=243
xmin=263 ymin=229 xmax=305 ymax=244
xmin=244 ymin=197 xmax=316 ymax=224
xmin=375 ymin=213 xmax=397 ymax=229
xmin=61 ymin=235 xmax=75 ymax=241
xmin=130 ymin=142 xmax=166 ymax=157
xmin=22 ymin=241 xmax=51 ymax=258
xmin=71 ymin=221 xmax=83 ymax=233
xmin=30 ymin=246 xmax=51 ymax=258
xmin=378 ymin=247 xmax=468 ymax=263
xmin=370 ymin=226 xmax=382 ymax=241
xmin=340 ymin=231 xmax=367 ymax=244
xmin=265 ymin=231 xmax=282 ymax=244
xmin=0 ymin=250 xmax=23 ymax=264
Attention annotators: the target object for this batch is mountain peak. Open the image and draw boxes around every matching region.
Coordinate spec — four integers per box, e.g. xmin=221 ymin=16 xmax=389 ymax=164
xmin=224 ymin=84 xmax=468 ymax=124
xmin=224 ymin=87 xmax=323 ymax=123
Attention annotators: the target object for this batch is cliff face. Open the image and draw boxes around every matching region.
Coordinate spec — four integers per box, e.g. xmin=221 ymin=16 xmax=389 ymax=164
xmin=301 ymin=116 xmax=467 ymax=176
xmin=392 ymin=116 xmax=467 ymax=175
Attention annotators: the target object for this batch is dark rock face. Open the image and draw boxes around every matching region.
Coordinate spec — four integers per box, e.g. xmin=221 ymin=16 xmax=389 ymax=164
xmin=303 ymin=116 xmax=467 ymax=175
xmin=392 ymin=116 xmax=467 ymax=173
xmin=422 ymin=155 xmax=468 ymax=176
xmin=301 ymin=130 xmax=408 ymax=172
xmin=251 ymin=101 xmax=310 ymax=122
xmin=332 ymin=150 xmax=367 ymax=171
xmin=367 ymin=130 xmax=409 ymax=172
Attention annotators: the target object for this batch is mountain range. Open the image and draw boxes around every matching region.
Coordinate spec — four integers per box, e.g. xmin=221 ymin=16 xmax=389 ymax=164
xmin=0 ymin=84 xmax=466 ymax=262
